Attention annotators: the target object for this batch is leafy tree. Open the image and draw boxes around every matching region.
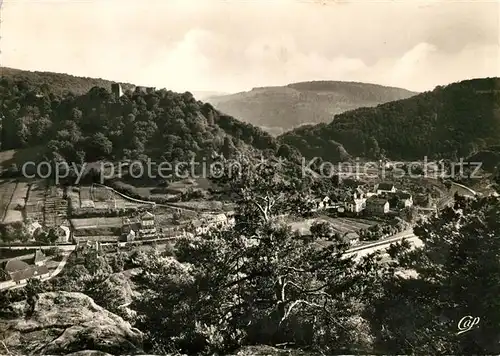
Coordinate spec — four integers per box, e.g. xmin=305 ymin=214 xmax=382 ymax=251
xmin=309 ymin=221 xmax=335 ymax=239
xmin=86 ymin=132 xmax=113 ymax=160
xmin=108 ymin=252 xmax=126 ymax=273
xmin=24 ymin=278 xmax=45 ymax=318
xmin=221 ymin=136 xmax=236 ymax=159
xmin=47 ymin=228 xmax=59 ymax=244
xmin=83 ymin=249 xmax=113 ymax=277
xmin=1 ymin=76 xmax=283 ymax=171
xmin=0 ymin=291 xmax=13 ymax=318
xmin=132 ymin=155 xmax=377 ymax=354
xmin=368 ymin=195 xmax=500 ymax=354
xmin=86 ymin=274 xmax=129 ymax=314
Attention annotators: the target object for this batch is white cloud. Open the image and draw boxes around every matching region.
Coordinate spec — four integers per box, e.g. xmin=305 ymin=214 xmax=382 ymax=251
xmin=2 ymin=0 xmax=498 ymax=93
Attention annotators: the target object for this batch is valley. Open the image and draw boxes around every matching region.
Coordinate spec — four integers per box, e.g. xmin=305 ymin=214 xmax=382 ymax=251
xmin=0 ymin=67 xmax=498 ymax=356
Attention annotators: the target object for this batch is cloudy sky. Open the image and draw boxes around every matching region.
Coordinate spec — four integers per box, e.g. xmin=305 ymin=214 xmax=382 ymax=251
xmin=2 ymin=0 xmax=499 ymax=93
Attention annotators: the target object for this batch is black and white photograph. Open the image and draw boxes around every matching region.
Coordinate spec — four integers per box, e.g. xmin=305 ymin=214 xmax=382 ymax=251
xmin=0 ymin=0 xmax=499 ymax=354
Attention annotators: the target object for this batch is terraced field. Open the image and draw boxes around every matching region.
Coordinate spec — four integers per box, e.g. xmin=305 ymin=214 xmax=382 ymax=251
xmin=328 ymin=217 xmax=377 ymax=231
xmin=2 ymin=182 xmax=30 ymax=224
xmin=25 ymin=181 xmax=46 ymax=222
xmin=289 ymin=216 xmax=378 ymax=237
xmin=73 ymin=185 xmax=149 ymax=210
xmin=0 ymin=180 xmax=18 ymax=223
xmin=70 ymin=216 xmax=123 ymax=229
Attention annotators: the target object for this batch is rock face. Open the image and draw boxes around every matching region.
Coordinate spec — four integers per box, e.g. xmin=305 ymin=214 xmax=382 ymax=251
xmin=0 ymin=291 xmax=143 ymax=355
xmin=232 ymin=345 xmax=318 ymax=355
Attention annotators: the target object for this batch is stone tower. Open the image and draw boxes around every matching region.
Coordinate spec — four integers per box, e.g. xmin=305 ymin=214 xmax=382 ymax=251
xmin=111 ymin=83 xmax=123 ymax=98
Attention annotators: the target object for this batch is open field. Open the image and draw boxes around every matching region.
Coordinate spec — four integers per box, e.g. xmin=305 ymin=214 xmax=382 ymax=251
xmin=70 ymin=217 xmax=123 ymax=229
xmin=0 ymin=180 xmax=18 ymax=223
xmin=73 ymin=235 xmax=120 ymax=243
xmin=2 ymin=182 xmax=30 ymax=224
xmin=73 ymin=185 xmax=151 ymax=210
xmin=161 ymin=177 xmax=215 ymax=195
xmin=79 ymin=185 xmax=94 ymax=208
xmin=170 ymin=200 xmax=233 ymax=212
xmin=326 ymin=217 xmax=377 ymax=231
xmin=67 ymin=188 xmax=80 ymax=210
xmin=25 ymin=181 xmax=46 ymax=221
xmin=289 ymin=217 xmax=378 ymax=237
xmin=3 ymin=210 xmax=23 ymax=225
xmin=44 ymin=186 xmax=67 ymax=227
xmin=119 ymin=177 xmax=217 ymax=198
xmin=9 ymin=182 xmax=29 ymax=210
xmin=0 ymin=146 xmax=42 ymax=170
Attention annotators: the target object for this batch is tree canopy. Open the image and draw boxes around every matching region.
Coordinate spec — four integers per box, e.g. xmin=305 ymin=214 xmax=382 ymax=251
xmin=131 ymin=156 xmax=378 ymax=354
xmin=0 ymin=76 xmax=278 ymax=168
xmin=280 ymin=78 xmax=500 ymax=161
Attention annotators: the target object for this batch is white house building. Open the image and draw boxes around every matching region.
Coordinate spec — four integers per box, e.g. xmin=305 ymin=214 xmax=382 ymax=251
xmin=27 ymin=221 xmax=43 ymax=237
xmin=139 ymin=212 xmax=157 ymax=239
xmin=376 ymin=183 xmax=397 ymax=195
xmin=346 ymin=197 xmax=366 ymax=213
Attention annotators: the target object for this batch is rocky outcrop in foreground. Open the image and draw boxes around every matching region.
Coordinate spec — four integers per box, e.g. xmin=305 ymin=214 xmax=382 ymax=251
xmin=0 ymin=291 xmax=143 ymax=355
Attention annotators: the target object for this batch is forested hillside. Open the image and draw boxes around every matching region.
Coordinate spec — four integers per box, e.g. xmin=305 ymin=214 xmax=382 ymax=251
xmin=208 ymin=81 xmax=417 ymax=135
xmin=0 ymin=71 xmax=277 ymax=166
xmin=0 ymin=67 xmax=136 ymax=96
xmin=280 ymin=78 xmax=500 ymax=161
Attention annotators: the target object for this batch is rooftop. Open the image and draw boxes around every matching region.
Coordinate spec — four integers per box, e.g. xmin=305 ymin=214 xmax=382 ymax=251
xmin=141 ymin=212 xmax=155 ymax=219
xmin=396 ymin=191 xmax=412 ymax=199
xmin=5 ymin=259 xmax=30 ymax=273
xmin=378 ymin=182 xmax=395 ymax=190
xmin=366 ymin=197 xmax=388 ymax=205
xmin=34 ymin=250 xmax=47 ymax=264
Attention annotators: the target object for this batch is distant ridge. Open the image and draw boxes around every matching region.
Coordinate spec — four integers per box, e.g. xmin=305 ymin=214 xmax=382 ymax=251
xmin=207 ymin=80 xmax=417 ymax=135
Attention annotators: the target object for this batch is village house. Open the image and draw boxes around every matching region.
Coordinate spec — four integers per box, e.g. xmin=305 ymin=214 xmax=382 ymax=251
xmin=208 ymin=213 xmax=234 ymax=227
xmin=344 ymin=232 xmax=360 ymax=246
xmin=134 ymin=86 xmax=156 ymax=94
xmin=365 ymin=197 xmax=390 ymax=216
xmin=124 ymin=229 xmax=136 ymax=242
xmin=33 ymin=250 xmax=47 ymax=266
xmin=27 ymin=221 xmax=43 ymax=237
xmin=396 ymin=191 xmax=413 ymax=208
xmin=56 ymin=225 xmax=71 ymax=243
xmin=3 ymin=250 xmax=50 ymax=285
xmin=353 ymin=187 xmax=365 ymax=200
xmin=121 ymin=217 xmax=136 ymax=237
xmin=345 ymin=196 xmax=366 ymax=214
xmin=387 ymin=191 xmax=414 ymax=210
xmin=344 ymin=187 xmax=366 ymax=214
xmin=190 ymin=213 xmax=235 ymax=235
xmin=376 ymin=182 xmax=397 ymax=195
xmin=190 ymin=220 xmax=206 ymax=235
xmin=138 ymin=211 xmax=157 ymax=239
xmin=317 ymin=196 xmax=335 ymax=210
